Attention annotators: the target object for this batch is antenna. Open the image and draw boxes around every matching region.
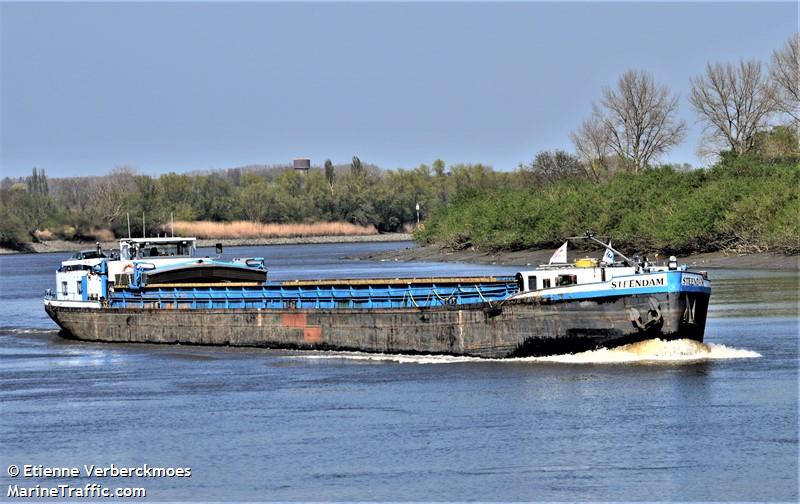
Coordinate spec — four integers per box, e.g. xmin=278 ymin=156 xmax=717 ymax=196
xmin=127 ymin=213 xmax=131 ymax=239
xmin=142 ymin=212 xmax=146 ymax=238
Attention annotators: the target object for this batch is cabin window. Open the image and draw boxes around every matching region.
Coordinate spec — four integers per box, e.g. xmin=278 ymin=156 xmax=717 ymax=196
xmin=137 ymin=243 xmax=189 ymax=257
xmin=61 ymin=281 xmax=68 ymax=296
xmin=76 ymin=281 xmax=82 ymax=295
xmin=557 ymin=274 xmax=578 ymax=286
xmin=526 ymin=275 xmax=537 ymax=291
xmin=542 ymin=279 xmax=551 ymax=289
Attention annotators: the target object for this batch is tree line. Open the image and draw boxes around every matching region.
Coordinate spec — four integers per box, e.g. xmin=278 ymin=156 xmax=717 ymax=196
xmin=417 ymin=150 xmax=799 ymax=256
xmin=0 ymin=158 xmax=519 ymax=248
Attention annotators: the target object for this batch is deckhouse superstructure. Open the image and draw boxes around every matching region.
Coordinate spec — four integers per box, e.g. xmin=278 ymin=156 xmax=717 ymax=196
xmin=54 ymin=237 xmax=199 ymax=302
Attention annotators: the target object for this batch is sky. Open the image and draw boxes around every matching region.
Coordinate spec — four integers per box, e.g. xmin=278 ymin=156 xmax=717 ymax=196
xmin=1 ymin=1 xmax=797 ymax=178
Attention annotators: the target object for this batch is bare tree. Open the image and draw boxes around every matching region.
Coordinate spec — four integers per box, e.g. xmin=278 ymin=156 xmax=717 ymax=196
xmin=520 ymin=150 xmax=585 ymax=185
xmin=592 ymin=70 xmax=686 ymax=172
xmin=769 ymin=34 xmax=800 ymax=126
xmin=571 ymin=115 xmax=611 ymax=182
xmin=690 ymin=60 xmax=776 ymax=156
xmin=52 ymin=177 xmax=93 ymax=213
xmin=87 ymin=165 xmax=137 ymax=227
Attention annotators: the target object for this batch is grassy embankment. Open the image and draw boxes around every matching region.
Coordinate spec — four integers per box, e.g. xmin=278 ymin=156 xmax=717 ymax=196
xmin=415 ymin=156 xmax=800 ymax=256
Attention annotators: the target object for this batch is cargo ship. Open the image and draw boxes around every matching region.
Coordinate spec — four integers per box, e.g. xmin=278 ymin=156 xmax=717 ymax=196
xmin=43 ymin=233 xmax=711 ymax=358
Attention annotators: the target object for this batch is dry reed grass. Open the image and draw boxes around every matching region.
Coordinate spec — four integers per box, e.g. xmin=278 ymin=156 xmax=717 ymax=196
xmin=34 ymin=229 xmax=54 ymax=241
xmin=89 ymin=228 xmax=116 ymax=242
xmin=169 ymin=220 xmax=377 ymax=239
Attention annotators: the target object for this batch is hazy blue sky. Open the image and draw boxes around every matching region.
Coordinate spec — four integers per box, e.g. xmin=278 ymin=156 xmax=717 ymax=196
xmin=1 ymin=2 xmax=796 ymax=178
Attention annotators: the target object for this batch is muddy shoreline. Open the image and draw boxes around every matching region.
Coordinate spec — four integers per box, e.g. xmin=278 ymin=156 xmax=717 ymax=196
xmin=0 ymin=233 xmax=412 ymax=255
xmin=361 ymin=244 xmax=799 ymax=271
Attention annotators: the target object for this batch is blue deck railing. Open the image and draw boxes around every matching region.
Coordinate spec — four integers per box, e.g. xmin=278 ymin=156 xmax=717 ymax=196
xmin=108 ymin=280 xmax=519 ymax=310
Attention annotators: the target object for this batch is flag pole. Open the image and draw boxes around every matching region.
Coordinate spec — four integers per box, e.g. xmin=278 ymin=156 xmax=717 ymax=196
xmin=578 ymin=231 xmax=634 ymax=266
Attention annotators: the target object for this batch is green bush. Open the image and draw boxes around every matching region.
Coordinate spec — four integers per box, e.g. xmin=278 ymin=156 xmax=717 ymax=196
xmin=417 ymin=157 xmax=800 ymax=255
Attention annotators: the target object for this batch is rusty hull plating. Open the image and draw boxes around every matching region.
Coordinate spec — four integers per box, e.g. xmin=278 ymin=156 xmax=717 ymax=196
xmin=45 ymin=290 xmax=709 ymax=358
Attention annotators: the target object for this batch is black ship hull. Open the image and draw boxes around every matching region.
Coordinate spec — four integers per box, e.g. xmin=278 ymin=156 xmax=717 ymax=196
xmin=45 ymin=291 xmax=709 ymax=358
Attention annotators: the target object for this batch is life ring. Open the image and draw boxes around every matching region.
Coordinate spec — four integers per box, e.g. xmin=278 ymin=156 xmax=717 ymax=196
xmin=122 ymin=263 xmax=134 ymax=273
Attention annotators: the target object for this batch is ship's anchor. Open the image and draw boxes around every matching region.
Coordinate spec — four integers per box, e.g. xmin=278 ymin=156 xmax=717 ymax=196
xmin=682 ymin=294 xmax=697 ymax=324
xmin=627 ymin=297 xmax=663 ymax=331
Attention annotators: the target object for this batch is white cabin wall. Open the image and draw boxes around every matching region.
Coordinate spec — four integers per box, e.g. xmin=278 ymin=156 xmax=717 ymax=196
xmin=55 ymin=270 xmax=87 ymax=301
xmin=516 ymin=266 xmax=639 ymax=292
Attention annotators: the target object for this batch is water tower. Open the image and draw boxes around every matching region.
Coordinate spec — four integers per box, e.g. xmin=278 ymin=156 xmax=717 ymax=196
xmin=293 ymin=158 xmax=311 ymax=175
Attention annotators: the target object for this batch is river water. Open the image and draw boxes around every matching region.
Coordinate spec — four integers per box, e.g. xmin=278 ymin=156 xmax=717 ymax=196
xmin=1 ymin=242 xmax=797 ymax=501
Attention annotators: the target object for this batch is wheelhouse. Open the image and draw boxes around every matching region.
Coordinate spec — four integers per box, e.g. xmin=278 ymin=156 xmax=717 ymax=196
xmin=119 ymin=237 xmax=196 ymax=260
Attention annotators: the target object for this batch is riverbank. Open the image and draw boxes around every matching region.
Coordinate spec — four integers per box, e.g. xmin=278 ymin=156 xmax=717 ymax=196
xmin=362 ymin=244 xmax=800 ymax=271
xmin=4 ymin=235 xmax=797 ymax=270
xmin=0 ymin=233 xmax=412 ymax=255
xmin=415 ymin=160 xmax=800 ymax=257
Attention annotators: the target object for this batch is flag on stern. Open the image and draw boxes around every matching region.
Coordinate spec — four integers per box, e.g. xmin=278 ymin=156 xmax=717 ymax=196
xmin=549 ymin=241 xmax=568 ymax=264
xmin=602 ymin=242 xmax=615 ymax=265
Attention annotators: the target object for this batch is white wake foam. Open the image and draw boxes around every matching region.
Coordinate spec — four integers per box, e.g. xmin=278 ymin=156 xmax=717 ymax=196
xmin=530 ymin=338 xmax=761 ymax=364
xmin=291 ymin=351 xmax=480 ymax=365
xmin=0 ymin=327 xmax=59 ymax=336
xmin=288 ymin=338 xmax=761 ymax=365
